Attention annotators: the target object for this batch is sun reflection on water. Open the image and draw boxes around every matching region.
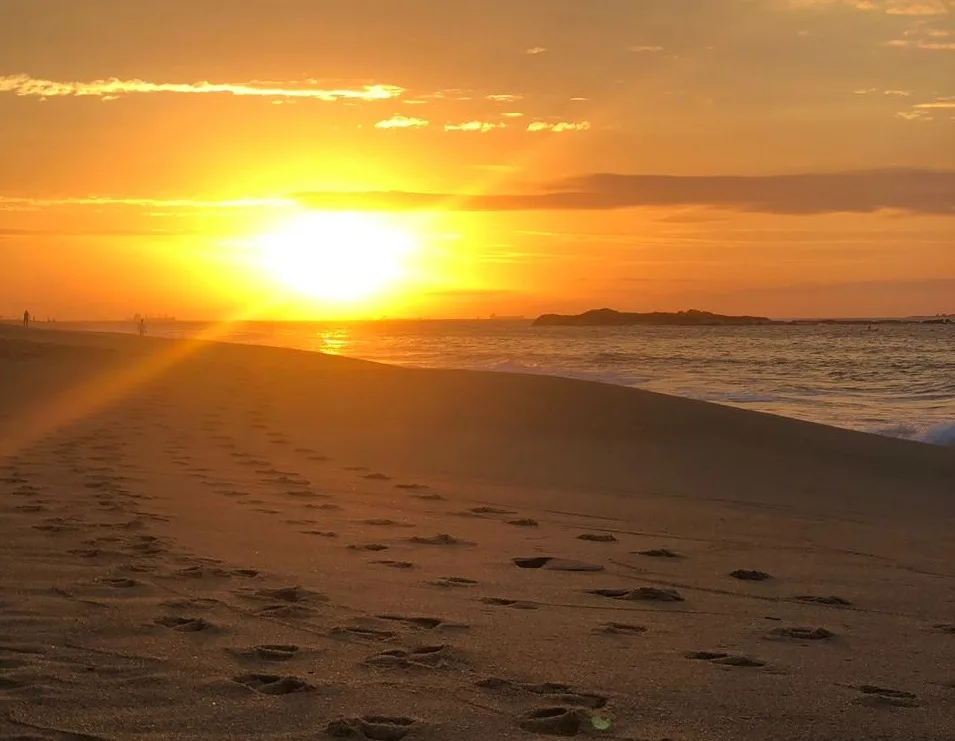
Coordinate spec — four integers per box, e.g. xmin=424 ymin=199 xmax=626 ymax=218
xmin=316 ymin=330 xmax=349 ymax=355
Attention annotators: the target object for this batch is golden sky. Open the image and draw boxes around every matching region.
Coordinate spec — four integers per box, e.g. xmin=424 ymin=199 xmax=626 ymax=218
xmin=1 ymin=0 xmax=953 ymax=320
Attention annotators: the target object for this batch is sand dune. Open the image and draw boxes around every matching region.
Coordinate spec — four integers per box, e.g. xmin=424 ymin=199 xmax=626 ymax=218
xmin=1 ymin=326 xmax=953 ymax=741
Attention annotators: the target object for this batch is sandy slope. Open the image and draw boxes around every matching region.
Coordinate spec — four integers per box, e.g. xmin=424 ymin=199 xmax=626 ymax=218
xmin=1 ymin=326 xmax=953 ymax=741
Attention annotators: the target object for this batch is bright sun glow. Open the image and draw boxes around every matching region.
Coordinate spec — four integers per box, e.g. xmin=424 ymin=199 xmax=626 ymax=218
xmin=256 ymin=211 xmax=417 ymax=302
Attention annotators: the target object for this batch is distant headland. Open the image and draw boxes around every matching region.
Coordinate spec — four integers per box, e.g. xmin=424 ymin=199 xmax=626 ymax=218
xmin=532 ymin=308 xmax=953 ymax=327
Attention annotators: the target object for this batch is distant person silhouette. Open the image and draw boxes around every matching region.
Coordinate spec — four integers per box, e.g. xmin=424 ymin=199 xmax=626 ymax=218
xmin=22 ymin=310 xmax=29 ymax=329
xmin=138 ymin=317 xmax=146 ymax=336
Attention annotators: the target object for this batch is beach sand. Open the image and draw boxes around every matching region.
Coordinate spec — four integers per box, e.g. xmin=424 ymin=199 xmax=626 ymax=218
xmin=1 ymin=325 xmax=953 ymax=741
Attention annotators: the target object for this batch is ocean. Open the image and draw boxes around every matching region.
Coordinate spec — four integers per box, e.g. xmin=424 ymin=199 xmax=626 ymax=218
xmin=67 ymin=319 xmax=955 ymax=447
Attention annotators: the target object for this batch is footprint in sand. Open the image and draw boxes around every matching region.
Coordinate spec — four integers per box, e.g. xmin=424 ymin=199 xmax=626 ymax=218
xmin=248 ymin=586 xmax=324 ymax=603
xmin=331 ymin=624 xmax=400 ymax=642
xmin=795 ymin=594 xmax=852 ymax=606
xmin=409 ymin=534 xmax=474 ymax=546
xmin=588 ymin=587 xmax=684 ymax=602
xmin=395 ymin=483 xmax=428 ymax=490
xmin=255 ymin=604 xmax=316 ymax=619
xmin=767 ymin=626 xmax=836 ymax=641
xmin=518 ymin=707 xmax=589 ymax=736
xmin=155 ymin=616 xmax=213 ymax=632
xmin=233 ymin=673 xmax=312 ymax=695
xmin=348 ymin=543 xmax=390 ymax=552
xmin=174 ymin=565 xmax=232 ymax=579
xmin=508 ymin=518 xmax=539 ymax=527
xmin=230 ymin=644 xmax=301 ymax=661
xmin=162 ymin=597 xmax=219 ymax=610
xmin=730 ymin=569 xmax=773 ymax=581
xmin=577 ymin=533 xmax=617 ymax=543
xmin=686 ymin=651 xmax=765 ymax=668
xmin=269 ymin=475 xmax=311 ymax=487
xmin=427 ymin=577 xmax=479 ymax=588
xmin=853 ymin=685 xmax=919 ymax=708
xmin=303 ymin=530 xmax=339 ymax=538
xmin=98 ymin=577 xmax=140 ymax=589
xmin=363 ymin=473 xmax=393 ymax=481
xmin=376 ymin=615 xmax=468 ymax=631
xmin=933 ymin=623 xmax=955 ymax=635
xmin=15 ymin=504 xmax=47 ymax=513
xmin=512 ymin=557 xmax=603 ymax=572
xmin=361 ymin=518 xmax=415 ymax=528
xmin=288 ymin=490 xmax=332 ymax=499
xmin=481 ymin=597 xmax=537 ymax=610
xmin=468 ymin=506 xmax=516 ymax=515
xmin=411 ymin=492 xmax=446 ymax=501
xmin=325 ymin=716 xmax=417 ymax=741
xmin=594 ymin=622 xmax=648 ymax=636
xmin=373 ymin=560 xmax=415 ymax=569
xmin=365 ymin=644 xmax=461 ymax=669
xmin=636 ymin=548 xmax=685 ymax=558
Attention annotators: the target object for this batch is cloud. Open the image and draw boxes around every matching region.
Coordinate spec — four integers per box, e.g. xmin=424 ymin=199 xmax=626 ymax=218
xmin=424 ymin=289 xmax=516 ymax=297
xmin=525 ymin=47 xmax=547 ymax=55
xmin=915 ymin=97 xmax=955 ymax=108
xmin=0 ymin=196 xmax=292 ymax=210
xmin=374 ymin=115 xmax=429 ymax=129
xmin=629 ymin=45 xmax=664 ymax=52
xmin=886 ymin=38 xmax=955 ymax=48
xmin=486 ymin=94 xmax=523 ymax=102
xmin=444 ymin=121 xmax=507 ymax=132
xmin=0 ymin=74 xmax=403 ymax=102
xmin=854 ymin=88 xmax=912 ymax=95
xmin=0 ymin=227 xmax=197 ymax=237
xmin=526 ymin=121 xmax=592 ymax=132
xmin=791 ymin=0 xmax=950 ymax=13
xmin=884 ymin=1 xmax=950 ymax=14
xmin=896 ymin=109 xmax=934 ymax=119
xmin=293 ymin=169 xmax=955 ymax=216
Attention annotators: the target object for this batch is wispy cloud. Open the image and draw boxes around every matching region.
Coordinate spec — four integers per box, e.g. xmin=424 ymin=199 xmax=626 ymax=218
xmin=629 ymin=45 xmax=664 ymax=52
xmin=886 ymin=38 xmax=955 ymax=48
xmin=915 ymin=97 xmax=955 ymax=107
xmin=526 ymin=121 xmax=592 ymax=132
xmin=884 ymin=1 xmax=951 ymax=14
xmin=854 ymin=88 xmax=913 ymax=95
xmin=444 ymin=121 xmax=507 ymax=132
xmin=791 ymin=0 xmax=951 ymax=14
xmin=293 ymin=169 xmax=955 ymax=216
xmin=0 ymin=74 xmax=404 ymax=102
xmin=0 ymin=196 xmax=293 ymax=210
xmin=525 ymin=47 xmax=547 ymax=55
xmin=374 ymin=115 xmax=429 ymax=129
xmin=896 ymin=109 xmax=934 ymax=119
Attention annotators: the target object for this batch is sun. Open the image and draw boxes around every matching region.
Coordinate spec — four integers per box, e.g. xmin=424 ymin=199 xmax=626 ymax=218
xmin=256 ymin=211 xmax=416 ymax=302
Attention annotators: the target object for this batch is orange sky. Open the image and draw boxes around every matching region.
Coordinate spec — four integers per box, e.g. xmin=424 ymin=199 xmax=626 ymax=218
xmin=1 ymin=0 xmax=953 ymax=320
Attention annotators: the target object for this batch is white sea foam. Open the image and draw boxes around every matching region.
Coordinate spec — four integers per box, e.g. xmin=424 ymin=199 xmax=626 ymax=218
xmin=918 ymin=421 xmax=955 ymax=447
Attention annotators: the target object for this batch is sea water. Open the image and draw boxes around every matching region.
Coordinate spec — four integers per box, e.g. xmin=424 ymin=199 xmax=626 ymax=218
xmin=69 ymin=320 xmax=955 ymax=447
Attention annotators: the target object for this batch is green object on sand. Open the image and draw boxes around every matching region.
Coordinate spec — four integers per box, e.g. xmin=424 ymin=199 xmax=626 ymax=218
xmin=591 ymin=715 xmax=611 ymax=731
